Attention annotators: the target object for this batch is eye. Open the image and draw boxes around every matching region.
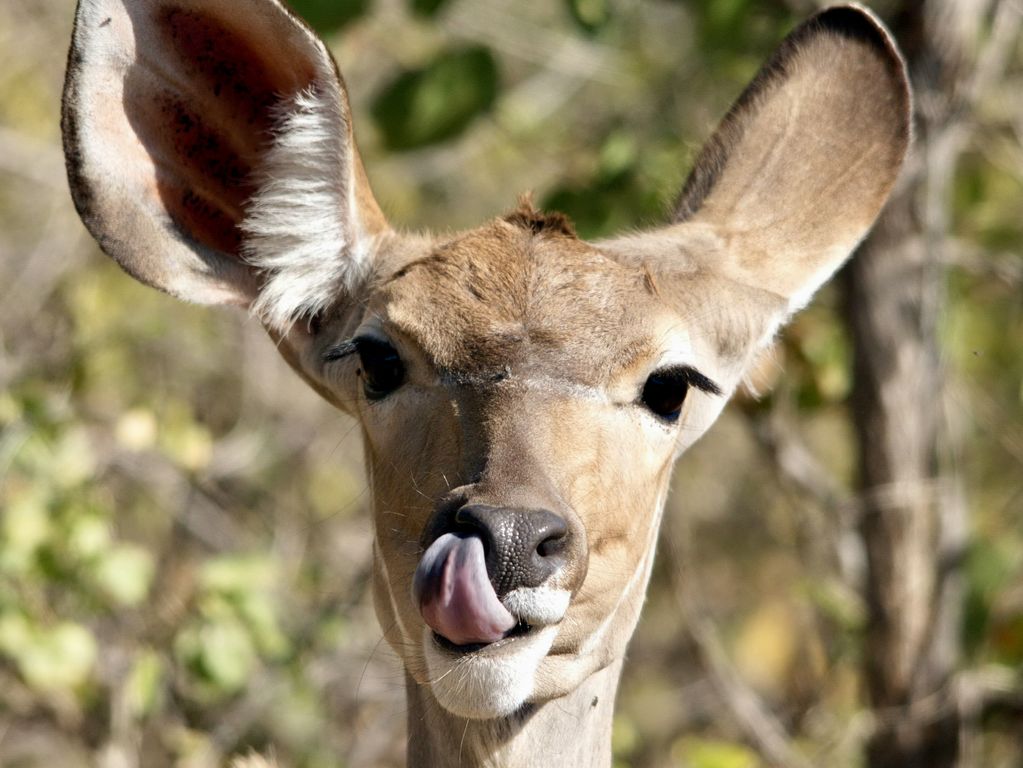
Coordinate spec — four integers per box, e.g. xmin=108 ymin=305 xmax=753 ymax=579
xmin=641 ymin=369 xmax=690 ymax=421
xmin=640 ymin=366 xmax=722 ymax=422
xmin=356 ymin=337 xmax=405 ymax=400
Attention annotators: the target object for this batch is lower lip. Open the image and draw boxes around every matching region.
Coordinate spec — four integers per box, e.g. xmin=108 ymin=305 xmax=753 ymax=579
xmin=432 ymin=621 xmax=533 ymax=655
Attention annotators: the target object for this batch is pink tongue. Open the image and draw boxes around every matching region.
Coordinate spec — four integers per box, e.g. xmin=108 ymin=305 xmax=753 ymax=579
xmin=413 ymin=533 xmax=516 ymax=646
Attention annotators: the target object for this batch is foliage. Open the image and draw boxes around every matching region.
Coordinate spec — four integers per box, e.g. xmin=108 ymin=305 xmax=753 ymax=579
xmin=0 ymin=0 xmax=1021 ymax=766
xmin=371 ymin=46 xmax=499 ymax=151
xmin=289 ymin=0 xmax=371 ymax=33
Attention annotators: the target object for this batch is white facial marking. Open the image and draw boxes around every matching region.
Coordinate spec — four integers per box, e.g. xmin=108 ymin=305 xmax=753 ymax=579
xmin=376 ymin=540 xmax=413 ymax=647
xmin=424 ymin=626 xmax=558 ymax=719
xmin=443 ymin=373 xmax=613 ymax=404
xmin=502 ymin=586 xmax=571 ymax=627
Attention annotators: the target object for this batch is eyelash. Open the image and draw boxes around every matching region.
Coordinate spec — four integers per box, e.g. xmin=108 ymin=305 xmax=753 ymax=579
xmin=323 ymin=339 xmax=358 ymax=363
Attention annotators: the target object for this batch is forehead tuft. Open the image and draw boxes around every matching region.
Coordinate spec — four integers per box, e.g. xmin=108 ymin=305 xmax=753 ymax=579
xmin=502 ymin=197 xmax=577 ymax=240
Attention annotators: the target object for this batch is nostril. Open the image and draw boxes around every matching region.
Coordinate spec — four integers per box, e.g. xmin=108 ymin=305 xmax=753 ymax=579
xmin=536 ymin=521 xmax=569 ymax=559
xmin=447 ymin=504 xmax=571 ymax=593
xmin=536 ymin=535 xmax=565 ymax=558
xmin=453 ymin=506 xmax=493 ymax=557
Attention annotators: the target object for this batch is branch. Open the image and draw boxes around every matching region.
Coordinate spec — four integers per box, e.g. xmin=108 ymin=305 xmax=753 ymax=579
xmin=665 ymin=524 xmax=815 ymax=768
xmin=748 ymin=408 xmax=848 ymax=509
xmin=959 ymin=665 xmax=1023 ymax=716
xmin=744 ymin=405 xmax=864 ymax=590
xmin=942 ymin=239 xmax=1023 ymax=288
xmin=965 ymin=0 xmax=1023 ymax=110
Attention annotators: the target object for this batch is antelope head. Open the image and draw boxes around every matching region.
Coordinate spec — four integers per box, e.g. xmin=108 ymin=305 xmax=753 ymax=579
xmin=63 ymin=0 xmax=909 ymax=745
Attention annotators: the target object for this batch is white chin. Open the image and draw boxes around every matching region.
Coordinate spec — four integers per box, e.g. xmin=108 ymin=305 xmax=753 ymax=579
xmin=423 ymin=626 xmax=557 ymax=719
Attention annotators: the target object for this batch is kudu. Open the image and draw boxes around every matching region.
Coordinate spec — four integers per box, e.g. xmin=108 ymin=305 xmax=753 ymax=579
xmin=62 ymin=1 xmax=910 ymax=765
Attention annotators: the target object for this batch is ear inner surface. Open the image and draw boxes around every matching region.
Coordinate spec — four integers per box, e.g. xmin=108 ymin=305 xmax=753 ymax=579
xmin=129 ymin=7 xmax=308 ymax=256
xmin=63 ymin=0 xmax=385 ymax=320
xmin=672 ymin=5 xmax=911 ymax=310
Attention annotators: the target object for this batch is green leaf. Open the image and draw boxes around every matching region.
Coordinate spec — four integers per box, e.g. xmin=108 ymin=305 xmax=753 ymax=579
xmin=68 ymin=514 xmax=111 ymax=561
xmin=566 ymin=0 xmax=610 ymax=34
xmin=804 ymin=578 xmax=865 ymax=632
xmin=0 ymin=611 xmax=32 ymax=657
xmin=52 ymin=427 xmax=96 ymax=488
xmin=19 ymin=622 xmax=98 ymax=693
xmin=0 ymin=391 xmax=20 ymax=425
xmin=201 ymin=554 xmax=278 ymax=594
xmin=199 ymin=620 xmax=257 ymax=691
xmin=963 ymin=539 xmax=1023 ymax=658
xmin=288 ymin=0 xmax=371 ymax=33
xmin=410 ymin=0 xmax=452 ymax=18
xmin=159 ymin=410 xmax=212 ymax=471
xmin=93 ymin=544 xmax=155 ymax=606
xmin=371 ymin=46 xmax=498 ymax=151
xmin=597 ymin=132 xmax=638 ymax=183
xmin=1 ymin=487 xmax=51 ymax=572
xmin=237 ymin=591 xmax=289 ymax=659
xmin=611 ymin=716 xmax=639 ymax=757
xmin=126 ymin=649 xmax=165 ymax=718
xmin=177 ymin=619 xmax=257 ymax=694
xmin=671 ymin=736 xmax=761 ymax=768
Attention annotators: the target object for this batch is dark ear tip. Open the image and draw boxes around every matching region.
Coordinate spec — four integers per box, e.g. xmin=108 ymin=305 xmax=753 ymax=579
xmin=812 ymin=5 xmax=892 ymax=39
xmin=804 ymin=4 xmax=912 ymax=131
xmin=806 ymin=4 xmax=907 ymax=76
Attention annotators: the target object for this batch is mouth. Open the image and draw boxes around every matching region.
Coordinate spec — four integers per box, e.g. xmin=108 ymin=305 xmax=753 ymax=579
xmin=413 ymin=534 xmax=570 ymax=719
xmin=431 ymin=619 xmax=534 ymax=655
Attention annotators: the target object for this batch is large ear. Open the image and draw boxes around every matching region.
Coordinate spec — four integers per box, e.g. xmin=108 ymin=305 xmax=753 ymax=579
xmin=62 ymin=0 xmax=387 ymax=331
xmin=613 ymin=5 xmax=910 ymax=320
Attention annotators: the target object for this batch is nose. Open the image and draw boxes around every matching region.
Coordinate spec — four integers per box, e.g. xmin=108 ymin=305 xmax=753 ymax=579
xmin=452 ymin=504 xmax=570 ymax=595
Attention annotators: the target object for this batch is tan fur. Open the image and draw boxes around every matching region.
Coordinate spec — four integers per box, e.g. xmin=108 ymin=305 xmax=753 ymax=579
xmin=62 ymin=2 xmax=910 ymax=766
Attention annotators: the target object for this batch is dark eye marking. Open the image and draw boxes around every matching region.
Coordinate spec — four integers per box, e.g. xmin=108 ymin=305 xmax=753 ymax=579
xmin=640 ymin=365 xmax=721 ymax=422
xmin=323 ymin=336 xmax=405 ymax=401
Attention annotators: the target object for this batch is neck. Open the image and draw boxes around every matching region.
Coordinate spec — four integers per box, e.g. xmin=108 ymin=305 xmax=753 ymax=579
xmin=405 ymin=658 xmax=624 ymax=768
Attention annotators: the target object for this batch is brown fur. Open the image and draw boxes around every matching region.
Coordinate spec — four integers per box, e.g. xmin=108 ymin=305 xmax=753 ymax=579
xmin=62 ymin=2 xmax=911 ymax=766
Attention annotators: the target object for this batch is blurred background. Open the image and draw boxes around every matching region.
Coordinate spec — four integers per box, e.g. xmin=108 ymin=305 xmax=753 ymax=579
xmin=0 ymin=0 xmax=1020 ymax=766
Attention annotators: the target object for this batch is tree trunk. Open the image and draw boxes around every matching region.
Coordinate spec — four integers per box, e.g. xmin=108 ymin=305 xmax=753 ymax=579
xmin=843 ymin=186 xmax=963 ymax=767
xmin=840 ymin=1 xmax=997 ymax=765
